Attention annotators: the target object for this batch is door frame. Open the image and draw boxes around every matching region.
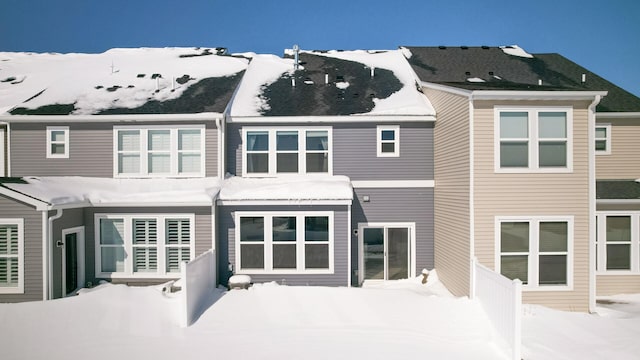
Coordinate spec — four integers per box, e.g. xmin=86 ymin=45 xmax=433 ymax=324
xmin=61 ymin=226 xmax=85 ymax=296
xmin=357 ymin=222 xmax=416 ymax=285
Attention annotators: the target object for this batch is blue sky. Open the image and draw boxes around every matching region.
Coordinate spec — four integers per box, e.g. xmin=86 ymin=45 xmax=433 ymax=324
xmin=2 ymin=0 xmax=639 ymax=96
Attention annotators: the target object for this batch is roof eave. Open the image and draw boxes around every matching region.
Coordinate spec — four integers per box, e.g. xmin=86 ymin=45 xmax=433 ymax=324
xmin=0 ymin=112 xmax=224 ymax=123
xmin=227 ymin=114 xmax=435 ymax=123
xmin=471 ymin=90 xmax=608 ymax=101
xmin=596 ymin=112 xmax=640 ymax=119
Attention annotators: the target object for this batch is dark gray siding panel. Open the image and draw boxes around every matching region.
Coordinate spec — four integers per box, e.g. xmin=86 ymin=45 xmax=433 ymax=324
xmin=226 ymin=123 xmax=243 ymax=176
xmin=0 ymin=195 xmax=43 ymax=303
xmin=351 ymin=188 xmax=434 ymax=284
xmin=50 ymin=208 xmax=84 ymax=299
xmin=218 ymin=205 xmax=349 ymax=286
xmin=204 ymin=123 xmax=218 ymax=177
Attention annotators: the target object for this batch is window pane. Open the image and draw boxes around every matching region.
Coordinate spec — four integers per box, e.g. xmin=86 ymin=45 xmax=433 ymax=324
xmin=500 ymin=112 xmax=528 ymax=138
xmin=595 ymin=127 xmax=607 ymax=139
xmin=306 ymin=216 xmax=329 ymax=241
xmin=240 ymin=217 xmax=264 ymax=242
xmin=51 ymin=130 xmax=66 ymax=142
xmin=539 ymin=255 xmax=567 ymax=285
xmin=364 ymin=228 xmax=384 ymax=280
xmin=306 ymin=131 xmax=328 ymax=150
xmin=306 ymin=153 xmax=328 ymax=173
xmin=166 ymin=219 xmax=190 ymax=245
xmin=273 ymin=217 xmax=296 ymax=241
xmin=247 ymin=154 xmax=268 ymax=173
xmin=134 ymin=248 xmax=158 ymax=272
xmin=166 ymin=247 xmax=190 ymax=273
xmin=51 ymin=144 xmax=66 ymax=154
xmin=539 ymin=112 xmax=567 ymax=138
xmin=178 ymin=130 xmax=201 ymax=151
xmin=501 ymin=222 xmax=529 ymax=252
xmin=381 ymin=130 xmax=395 ymax=141
xmin=606 ymin=216 xmax=631 ymax=241
xmin=500 ymin=142 xmax=528 ymax=167
xmin=100 ymin=219 xmax=124 ymax=245
xmin=501 ymin=255 xmax=528 ymax=284
xmin=0 ymin=258 xmax=19 ymax=287
xmin=101 ymin=247 xmax=125 ymax=272
xmin=246 ymin=131 xmax=268 ymax=151
xmin=305 ymin=244 xmax=329 ymax=269
xmin=133 ymin=219 xmax=157 ymax=244
xmin=539 ymin=141 xmax=566 ymax=167
xmin=273 ymin=244 xmax=296 ymax=269
xmin=148 ymin=154 xmax=170 ymax=173
xmin=595 ymin=140 xmax=607 ymax=151
xmin=381 ymin=143 xmax=395 ymax=153
xmin=0 ymin=225 xmax=18 ymax=255
xmin=118 ymin=130 xmax=140 ymax=151
xmin=118 ymin=154 xmax=140 ymax=174
xmin=148 ymin=130 xmax=170 ymax=150
xmin=240 ymin=244 xmax=264 ymax=269
xmin=539 ymin=222 xmax=568 ymax=252
xmin=277 ymin=153 xmax=298 ymax=173
xmin=179 ymin=154 xmax=201 ymax=173
xmin=277 ymin=131 xmax=298 ymax=151
xmin=606 ymin=244 xmax=631 ymax=270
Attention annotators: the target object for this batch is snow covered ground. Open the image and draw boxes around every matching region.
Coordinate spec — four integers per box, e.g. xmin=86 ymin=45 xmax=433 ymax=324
xmin=0 ymin=273 xmax=638 ymax=360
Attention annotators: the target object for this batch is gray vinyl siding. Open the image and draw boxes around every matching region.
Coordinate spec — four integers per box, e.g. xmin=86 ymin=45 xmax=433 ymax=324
xmin=225 ymin=121 xmax=434 ymax=179
xmin=83 ymin=206 xmax=212 ymax=285
xmin=50 ymin=208 xmax=84 ymax=299
xmin=10 ymin=121 xmax=218 ymax=177
xmin=0 ymin=195 xmax=43 ymax=303
xmin=351 ymin=188 xmax=434 ymax=285
xmin=218 ymin=205 xmax=349 ymax=287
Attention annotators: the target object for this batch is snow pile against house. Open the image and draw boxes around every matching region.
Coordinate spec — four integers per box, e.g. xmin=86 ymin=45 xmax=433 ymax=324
xmin=0 ymin=48 xmax=248 ymax=115
xmin=219 ymin=175 xmax=353 ymax=201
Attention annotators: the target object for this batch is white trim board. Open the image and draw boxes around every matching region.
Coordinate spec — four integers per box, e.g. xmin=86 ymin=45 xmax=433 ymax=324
xmin=228 ymin=115 xmax=436 ymax=123
xmin=217 ymin=199 xmax=352 ymax=206
xmin=351 ymin=180 xmax=434 ymax=188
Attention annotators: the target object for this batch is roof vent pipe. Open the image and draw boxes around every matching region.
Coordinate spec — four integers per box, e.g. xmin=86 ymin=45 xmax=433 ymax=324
xmin=291 ymin=78 xmax=296 ymax=87
xmin=370 ymin=67 xmax=375 ymax=78
xmin=172 ymin=77 xmax=176 ymax=91
xmin=325 ymin=73 xmax=329 ymax=84
xmin=156 ymin=77 xmax=160 ymax=91
xmin=582 ymin=73 xmax=586 ymax=83
xmin=293 ymin=44 xmax=300 ymax=70
xmin=538 ymin=79 xmax=543 ymax=85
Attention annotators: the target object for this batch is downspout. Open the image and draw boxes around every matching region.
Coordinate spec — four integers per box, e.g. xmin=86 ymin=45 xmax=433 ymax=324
xmin=46 ymin=208 xmax=63 ymax=300
xmin=216 ymin=116 xmax=224 ymax=179
xmin=5 ymin=122 xmax=11 ymax=177
xmin=588 ymin=95 xmax=601 ymax=313
xmin=468 ymin=93 xmax=475 ymax=297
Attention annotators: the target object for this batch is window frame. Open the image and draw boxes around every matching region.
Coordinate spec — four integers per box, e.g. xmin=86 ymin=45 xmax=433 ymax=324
xmin=46 ymin=126 xmax=69 ymax=159
xmin=494 ymin=107 xmax=573 ymax=173
xmin=596 ymin=212 xmax=640 ymax=274
xmin=0 ymin=219 xmax=24 ymax=294
xmin=94 ymin=214 xmax=195 ymax=278
xmin=113 ymin=125 xmax=205 ymax=178
xmin=595 ymin=123 xmax=611 ymax=155
xmin=241 ymin=127 xmax=333 ymax=177
xmin=234 ymin=211 xmax=334 ymax=274
xmin=376 ymin=125 xmax=400 ymax=157
xmin=495 ymin=216 xmax=574 ymax=291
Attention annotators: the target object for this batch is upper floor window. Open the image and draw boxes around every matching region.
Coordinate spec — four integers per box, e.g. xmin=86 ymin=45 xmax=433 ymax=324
xmin=243 ymin=127 xmax=332 ymax=176
xmin=0 ymin=219 xmax=24 ymax=294
xmin=495 ymin=108 xmax=572 ymax=172
xmin=114 ymin=126 xmax=204 ymax=177
xmin=595 ymin=124 xmax=611 ymax=155
xmin=46 ymin=126 xmax=69 ymax=158
xmin=377 ymin=125 xmax=400 ymax=157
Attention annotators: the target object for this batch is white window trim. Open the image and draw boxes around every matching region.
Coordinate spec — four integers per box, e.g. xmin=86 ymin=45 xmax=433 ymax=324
xmin=94 ymin=214 xmax=195 ymax=279
xmin=595 ymin=123 xmax=611 ymax=155
xmin=494 ymin=107 xmax=573 ymax=173
xmin=46 ymin=126 xmax=69 ymax=159
xmin=376 ymin=125 xmax=400 ymax=157
xmin=0 ymin=218 xmax=24 ymax=294
xmin=234 ymin=211 xmax=334 ymax=274
xmin=242 ymin=127 xmax=333 ymax=177
xmin=596 ymin=212 xmax=640 ymax=275
xmin=113 ymin=125 xmax=205 ymax=178
xmin=495 ymin=216 xmax=574 ymax=291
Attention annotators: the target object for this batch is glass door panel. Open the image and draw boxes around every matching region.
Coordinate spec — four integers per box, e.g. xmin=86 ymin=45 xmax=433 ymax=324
xmin=65 ymin=233 xmax=78 ymax=295
xmin=363 ymin=228 xmax=384 ymax=280
xmin=387 ymin=228 xmax=409 ymax=280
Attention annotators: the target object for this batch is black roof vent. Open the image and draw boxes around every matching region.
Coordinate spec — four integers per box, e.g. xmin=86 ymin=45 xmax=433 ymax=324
xmin=488 ymin=71 xmax=494 ymax=75
xmin=481 ymin=46 xmax=490 ymax=50
xmin=461 ymin=46 xmax=468 ymax=50
xmin=438 ymin=46 xmax=447 ymax=50
xmin=465 ymin=71 xmax=471 ymax=76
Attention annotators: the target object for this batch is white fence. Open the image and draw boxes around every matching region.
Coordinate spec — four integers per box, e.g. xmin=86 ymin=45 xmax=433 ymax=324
xmin=180 ymin=249 xmax=216 ymax=327
xmin=471 ymin=257 xmax=522 ymax=360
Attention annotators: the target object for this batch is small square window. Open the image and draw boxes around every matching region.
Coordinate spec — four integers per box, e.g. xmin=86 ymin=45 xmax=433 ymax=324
xmin=377 ymin=125 xmax=399 ymax=157
xmin=46 ymin=127 xmax=69 ymax=158
xmin=595 ymin=124 xmax=611 ymax=155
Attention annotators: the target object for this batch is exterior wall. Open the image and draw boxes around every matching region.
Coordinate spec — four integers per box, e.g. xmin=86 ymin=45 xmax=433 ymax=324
xmin=10 ymin=121 xmax=218 ymax=177
xmin=596 ymin=275 xmax=640 ymax=296
xmin=50 ymin=208 xmax=84 ymax=299
xmin=351 ymin=187 xmax=434 ymax=285
xmin=218 ymin=205 xmax=349 ymax=286
xmin=595 ymin=117 xmax=640 ymax=179
xmin=83 ymin=206 xmax=213 ymax=286
xmin=0 ymin=195 xmax=43 ymax=303
xmin=473 ymin=99 xmax=592 ymax=311
xmin=424 ymin=88 xmax=472 ymax=297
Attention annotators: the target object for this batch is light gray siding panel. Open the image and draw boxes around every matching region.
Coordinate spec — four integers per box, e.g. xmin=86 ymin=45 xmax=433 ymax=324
xmin=218 ymin=205 xmax=349 ymax=286
xmin=205 ymin=123 xmax=218 ymax=177
xmin=226 ymin=123 xmax=243 ymax=176
xmin=50 ymin=208 xmax=84 ymax=299
xmin=0 ymin=195 xmax=43 ymax=303
xmin=351 ymin=188 xmax=434 ymax=284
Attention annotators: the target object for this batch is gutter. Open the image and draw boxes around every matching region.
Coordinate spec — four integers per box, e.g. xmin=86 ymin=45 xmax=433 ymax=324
xmin=596 ymin=112 xmax=640 ymax=119
xmin=420 ymin=81 xmax=608 ymax=101
xmin=44 ymin=209 xmax=63 ymax=300
xmin=0 ymin=112 xmax=224 ymax=123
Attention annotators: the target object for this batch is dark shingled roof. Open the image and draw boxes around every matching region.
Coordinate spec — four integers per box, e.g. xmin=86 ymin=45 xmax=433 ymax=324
xmin=259 ymin=52 xmax=403 ymax=116
xmin=405 ymin=46 xmax=640 ymax=112
xmin=597 ymin=180 xmax=640 ymax=200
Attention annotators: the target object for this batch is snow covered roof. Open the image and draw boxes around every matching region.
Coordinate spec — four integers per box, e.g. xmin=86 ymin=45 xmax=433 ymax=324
xmin=1 ymin=177 xmax=222 ymax=208
xmin=219 ymin=175 xmax=353 ymax=202
xmin=0 ymin=48 xmax=249 ymax=116
xmin=229 ymin=49 xmax=435 ymax=117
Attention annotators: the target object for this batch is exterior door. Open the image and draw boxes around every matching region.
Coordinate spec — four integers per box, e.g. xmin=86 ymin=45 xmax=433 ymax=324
xmin=360 ymin=224 xmax=414 ymax=283
xmin=62 ymin=227 xmax=85 ymax=296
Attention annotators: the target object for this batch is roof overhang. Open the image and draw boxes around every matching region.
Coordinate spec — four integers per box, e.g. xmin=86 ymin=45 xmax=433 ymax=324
xmin=0 ymin=186 xmax=50 ymax=211
xmin=420 ymin=81 xmax=608 ymax=101
xmin=227 ymin=114 xmax=436 ymax=123
xmin=596 ymin=112 xmax=640 ymax=119
xmin=0 ymin=112 xmax=224 ymax=123
xmin=217 ymin=199 xmax=352 ymax=206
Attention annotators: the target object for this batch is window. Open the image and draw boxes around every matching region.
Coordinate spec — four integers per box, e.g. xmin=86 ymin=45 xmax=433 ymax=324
xmin=377 ymin=125 xmax=400 ymax=157
xmin=495 ymin=108 xmax=572 ymax=172
xmin=0 ymin=219 xmax=24 ymax=294
xmin=236 ymin=212 xmax=333 ymax=273
xmin=243 ymin=127 xmax=332 ymax=176
xmin=596 ymin=213 xmax=640 ymax=273
xmin=595 ymin=124 xmax=611 ymax=155
xmin=95 ymin=214 xmax=194 ymax=277
xmin=46 ymin=126 xmax=69 ymax=158
xmin=114 ymin=126 xmax=204 ymax=177
xmin=497 ymin=216 xmax=572 ymax=289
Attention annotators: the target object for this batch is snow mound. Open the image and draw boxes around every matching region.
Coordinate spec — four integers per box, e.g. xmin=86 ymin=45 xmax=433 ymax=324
xmin=500 ymin=45 xmax=533 ymax=58
xmin=467 ymin=77 xmax=486 ymax=83
xmin=219 ymin=175 xmax=353 ymax=201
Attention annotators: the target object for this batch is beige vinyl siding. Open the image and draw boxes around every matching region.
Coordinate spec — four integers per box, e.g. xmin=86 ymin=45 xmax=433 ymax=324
xmin=473 ymin=100 xmax=592 ymax=312
xmin=596 ymin=275 xmax=640 ymax=295
xmin=424 ymin=88 xmax=471 ymax=297
xmin=596 ymin=117 xmax=640 ymax=179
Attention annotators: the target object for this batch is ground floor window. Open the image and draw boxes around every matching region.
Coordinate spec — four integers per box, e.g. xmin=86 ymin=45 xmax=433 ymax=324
xmin=497 ymin=216 xmax=573 ymax=289
xmin=235 ymin=212 xmax=333 ymax=274
xmin=95 ymin=214 xmax=194 ymax=277
xmin=0 ymin=219 xmax=23 ymax=293
xmin=596 ymin=213 xmax=640 ymax=273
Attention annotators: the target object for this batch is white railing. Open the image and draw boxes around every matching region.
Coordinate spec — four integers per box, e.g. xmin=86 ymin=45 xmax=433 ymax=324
xmin=471 ymin=257 xmax=522 ymax=360
xmin=180 ymin=249 xmax=216 ymax=327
